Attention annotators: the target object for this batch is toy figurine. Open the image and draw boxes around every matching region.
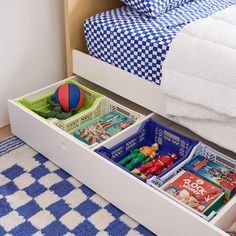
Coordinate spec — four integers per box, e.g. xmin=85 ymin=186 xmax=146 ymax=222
xmin=132 ymin=153 xmax=177 ymax=179
xmin=118 ymin=143 xmax=159 ymax=170
xmin=33 ymin=97 xmax=78 ymax=120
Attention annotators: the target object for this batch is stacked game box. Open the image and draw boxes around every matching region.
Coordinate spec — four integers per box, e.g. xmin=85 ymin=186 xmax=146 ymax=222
xmin=73 ymin=111 xmax=134 ymax=145
xmin=162 ymin=170 xmax=225 ymax=216
xmin=184 ymin=155 xmax=236 ymax=200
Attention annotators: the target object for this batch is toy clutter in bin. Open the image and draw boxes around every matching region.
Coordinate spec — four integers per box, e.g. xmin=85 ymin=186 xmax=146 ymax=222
xmin=148 ymin=143 xmax=236 ymax=221
xmin=17 ymin=77 xmax=103 ymax=131
xmin=17 ymin=76 xmax=144 ymax=148
xmin=71 ymin=100 xmax=143 ymax=148
xmin=95 ymin=118 xmax=199 ymax=181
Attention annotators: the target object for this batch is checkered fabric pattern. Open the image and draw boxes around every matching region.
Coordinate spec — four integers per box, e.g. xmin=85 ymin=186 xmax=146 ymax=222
xmin=84 ymin=0 xmax=234 ymax=84
xmin=0 ymin=137 xmax=155 ymax=236
xmin=120 ymin=0 xmax=192 ymax=17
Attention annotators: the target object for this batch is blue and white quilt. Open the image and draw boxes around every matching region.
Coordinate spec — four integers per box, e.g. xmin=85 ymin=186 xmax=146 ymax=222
xmin=84 ymin=0 xmax=233 ymax=84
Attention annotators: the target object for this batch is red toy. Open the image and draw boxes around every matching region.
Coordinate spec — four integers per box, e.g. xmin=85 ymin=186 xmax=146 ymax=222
xmin=132 ymin=153 xmax=177 ymax=179
xmin=54 ymin=83 xmax=85 ymax=112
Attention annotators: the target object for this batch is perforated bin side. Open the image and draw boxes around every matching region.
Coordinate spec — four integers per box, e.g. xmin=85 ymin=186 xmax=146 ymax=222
xmin=17 ymin=77 xmax=103 ymax=122
xmin=195 ymin=144 xmax=236 ymax=172
xmin=149 ymin=119 xmax=197 ymax=161
xmin=95 ymin=118 xmax=198 ymax=180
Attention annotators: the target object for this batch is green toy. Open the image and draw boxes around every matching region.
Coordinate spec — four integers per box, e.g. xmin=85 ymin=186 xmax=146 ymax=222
xmin=33 ymin=97 xmax=78 ymax=120
xmin=118 ymin=143 xmax=159 ymax=170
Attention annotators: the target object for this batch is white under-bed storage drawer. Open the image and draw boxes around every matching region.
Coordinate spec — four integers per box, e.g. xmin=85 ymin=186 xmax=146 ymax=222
xmin=8 ymin=77 xmax=235 ymax=236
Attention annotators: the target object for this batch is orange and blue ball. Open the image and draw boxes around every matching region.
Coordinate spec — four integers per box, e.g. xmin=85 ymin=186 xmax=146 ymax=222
xmin=53 ymin=83 xmax=85 ymax=113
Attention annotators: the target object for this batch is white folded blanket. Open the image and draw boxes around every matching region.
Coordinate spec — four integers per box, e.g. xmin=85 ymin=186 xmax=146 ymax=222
xmin=170 ymin=115 xmax=236 ymax=153
xmin=166 ymin=97 xmax=236 ymax=123
xmin=162 ymin=5 xmax=236 ymax=152
xmin=166 ymin=97 xmax=236 ymax=153
xmin=162 ymin=5 xmax=236 ymax=117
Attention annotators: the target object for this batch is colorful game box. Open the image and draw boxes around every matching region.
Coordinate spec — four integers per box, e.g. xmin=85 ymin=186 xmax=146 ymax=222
xmin=162 ymin=171 xmax=225 ymax=216
xmin=73 ymin=111 xmax=134 ymax=145
xmin=184 ymin=155 xmax=236 ymax=200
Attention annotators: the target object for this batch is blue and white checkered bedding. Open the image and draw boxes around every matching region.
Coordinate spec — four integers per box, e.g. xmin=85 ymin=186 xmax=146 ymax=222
xmin=84 ymin=0 xmax=233 ymax=84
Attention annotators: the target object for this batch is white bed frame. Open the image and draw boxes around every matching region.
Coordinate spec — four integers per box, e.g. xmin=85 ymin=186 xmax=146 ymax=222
xmin=72 ymin=50 xmax=167 ymax=116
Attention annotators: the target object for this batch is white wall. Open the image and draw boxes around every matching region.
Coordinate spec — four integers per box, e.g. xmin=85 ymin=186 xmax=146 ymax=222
xmin=0 ymin=0 xmax=66 ymax=127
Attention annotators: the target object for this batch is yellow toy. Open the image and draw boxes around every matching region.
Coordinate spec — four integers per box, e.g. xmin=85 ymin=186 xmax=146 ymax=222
xmin=118 ymin=143 xmax=159 ymax=170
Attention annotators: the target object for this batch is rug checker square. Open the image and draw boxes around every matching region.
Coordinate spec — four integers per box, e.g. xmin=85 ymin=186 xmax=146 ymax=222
xmin=0 ymin=137 xmax=155 ymax=236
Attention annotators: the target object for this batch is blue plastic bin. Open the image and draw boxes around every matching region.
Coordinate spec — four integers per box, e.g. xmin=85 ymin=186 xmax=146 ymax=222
xmin=95 ymin=118 xmax=199 ymax=181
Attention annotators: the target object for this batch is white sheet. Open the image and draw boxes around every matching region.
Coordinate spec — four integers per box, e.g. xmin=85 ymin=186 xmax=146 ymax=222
xmin=170 ymin=116 xmax=236 ymax=153
xmin=166 ymin=97 xmax=236 ymax=152
xmin=162 ymin=5 xmax=236 ymax=152
xmin=166 ymin=97 xmax=236 ymax=123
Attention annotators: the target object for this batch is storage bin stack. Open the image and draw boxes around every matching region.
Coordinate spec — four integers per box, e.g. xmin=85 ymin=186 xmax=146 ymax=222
xmin=17 ymin=76 xmax=144 ymax=149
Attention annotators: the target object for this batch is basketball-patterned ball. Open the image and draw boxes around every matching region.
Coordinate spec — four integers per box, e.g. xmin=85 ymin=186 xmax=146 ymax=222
xmin=53 ymin=83 xmax=85 ymax=112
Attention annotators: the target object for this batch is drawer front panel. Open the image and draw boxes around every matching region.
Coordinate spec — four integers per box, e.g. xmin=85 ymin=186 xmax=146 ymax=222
xmin=8 ymin=101 xmax=226 ymax=236
xmin=211 ymin=197 xmax=236 ymax=230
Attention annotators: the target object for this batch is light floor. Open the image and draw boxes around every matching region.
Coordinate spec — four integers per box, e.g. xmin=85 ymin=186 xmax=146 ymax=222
xmin=0 ymin=125 xmax=11 ymax=140
xmin=1 ymin=76 xmax=236 ymax=160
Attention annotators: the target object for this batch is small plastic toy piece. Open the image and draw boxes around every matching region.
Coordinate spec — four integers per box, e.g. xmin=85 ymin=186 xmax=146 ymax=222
xmin=73 ymin=111 xmax=134 ymax=145
xmin=132 ymin=153 xmax=177 ymax=179
xmin=118 ymin=143 xmax=159 ymax=170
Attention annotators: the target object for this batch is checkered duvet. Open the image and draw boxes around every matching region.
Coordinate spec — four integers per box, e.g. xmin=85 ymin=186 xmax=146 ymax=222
xmin=84 ymin=0 xmax=233 ymax=84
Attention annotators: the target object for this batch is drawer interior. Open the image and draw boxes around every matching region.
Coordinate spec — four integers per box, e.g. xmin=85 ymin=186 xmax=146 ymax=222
xmin=18 ymin=78 xmax=102 ymax=115
xmin=95 ymin=115 xmax=236 ymax=226
xmin=9 ymin=75 xmax=236 ymax=236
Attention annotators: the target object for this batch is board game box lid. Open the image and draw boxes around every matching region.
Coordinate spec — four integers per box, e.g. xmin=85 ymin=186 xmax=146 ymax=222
xmin=184 ymin=155 xmax=236 ymax=192
xmin=162 ymin=170 xmax=224 ymax=214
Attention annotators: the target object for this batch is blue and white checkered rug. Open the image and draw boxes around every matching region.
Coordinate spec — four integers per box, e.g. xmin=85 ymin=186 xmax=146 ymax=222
xmin=0 ymin=136 xmax=155 ymax=236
